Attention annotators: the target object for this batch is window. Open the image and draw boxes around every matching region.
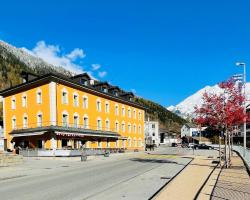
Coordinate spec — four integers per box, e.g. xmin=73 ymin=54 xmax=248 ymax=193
xmin=128 ymin=108 xmax=131 ymax=118
xmin=122 ymin=106 xmax=125 ymax=117
xmin=83 ymin=116 xmax=88 ymax=129
xmin=115 ymin=121 xmax=119 ymax=132
xmin=133 ymin=125 xmax=137 ymax=133
xmin=37 ymin=90 xmax=42 ymax=104
xmin=73 ymin=115 xmax=79 ymax=128
xmin=12 ymin=117 xmax=16 ymax=130
xmin=73 ymin=94 xmax=79 ymax=107
xmin=103 ymin=88 xmax=108 ymax=93
xmin=11 ymin=97 xmax=16 ymax=109
xmin=128 ymin=124 xmax=131 ymax=133
xmin=105 ymin=102 xmax=109 ymax=113
xmin=62 ymin=114 xmax=68 ymax=127
xmin=96 ymin=100 xmax=101 ymax=112
xmin=139 ymin=111 xmax=141 ymax=120
xmin=37 ymin=114 xmax=42 ymax=127
xmin=139 ymin=125 xmax=141 ymax=134
xmin=152 ymin=124 xmax=155 ymax=129
xmin=97 ymin=119 xmax=102 ymax=130
xmin=152 ymin=133 xmax=155 ymax=136
xmin=62 ymin=90 xmax=68 ymax=104
xmin=105 ymin=120 xmax=110 ymax=131
xmin=22 ymin=95 xmax=27 ymax=107
xmin=133 ymin=109 xmax=136 ymax=119
xmin=115 ymin=105 xmax=119 ymax=116
xmin=23 ymin=115 xmax=28 ymax=128
xmin=134 ymin=139 xmax=137 ymax=147
xmin=83 ymin=96 xmax=88 ymax=109
xmin=122 ymin=122 xmax=125 ymax=133
xmin=128 ymin=138 xmax=131 ymax=147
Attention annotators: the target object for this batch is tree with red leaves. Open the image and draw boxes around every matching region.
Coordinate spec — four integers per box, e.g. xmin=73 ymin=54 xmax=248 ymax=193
xmin=194 ymin=79 xmax=246 ymax=167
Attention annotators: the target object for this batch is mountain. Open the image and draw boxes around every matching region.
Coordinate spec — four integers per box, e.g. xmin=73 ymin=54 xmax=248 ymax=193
xmin=168 ymin=83 xmax=250 ymax=119
xmin=0 ymin=40 xmax=186 ymax=133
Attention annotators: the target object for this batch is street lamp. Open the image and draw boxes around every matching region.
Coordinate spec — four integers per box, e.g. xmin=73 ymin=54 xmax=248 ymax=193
xmin=236 ymin=62 xmax=246 ymax=157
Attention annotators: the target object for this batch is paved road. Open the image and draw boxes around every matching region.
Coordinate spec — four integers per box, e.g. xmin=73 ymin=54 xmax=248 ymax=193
xmin=0 ymin=147 xmax=217 ymax=200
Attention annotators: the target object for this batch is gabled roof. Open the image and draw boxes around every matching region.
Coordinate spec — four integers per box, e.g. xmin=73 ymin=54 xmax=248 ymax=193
xmin=184 ymin=123 xmax=197 ymax=128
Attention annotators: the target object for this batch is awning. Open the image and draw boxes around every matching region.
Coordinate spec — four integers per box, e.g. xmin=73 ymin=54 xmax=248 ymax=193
xmin=11 ymin=131 xmax=45 ymax=137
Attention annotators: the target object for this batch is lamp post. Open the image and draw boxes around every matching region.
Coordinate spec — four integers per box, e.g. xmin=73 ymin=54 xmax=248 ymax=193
xmin=236 ymin=62 xmax=246 ymax=157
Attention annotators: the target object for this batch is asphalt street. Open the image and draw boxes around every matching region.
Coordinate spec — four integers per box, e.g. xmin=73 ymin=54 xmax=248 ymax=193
xmin=0 ymin=147 xmax=218 ymax=200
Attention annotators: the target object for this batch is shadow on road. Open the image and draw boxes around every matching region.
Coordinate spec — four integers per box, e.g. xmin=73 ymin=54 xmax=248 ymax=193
xmin=129 ymin=158 xmax=184 ymax=165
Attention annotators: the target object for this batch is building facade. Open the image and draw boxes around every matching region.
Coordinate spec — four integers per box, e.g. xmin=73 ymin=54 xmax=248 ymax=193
xmin=181 ymin=123 xmax=206 ymax=138
xmin=0 ymin=72 xmax=145 ymax=151
xmin=144 ymin=121 xmax=160 ymax=146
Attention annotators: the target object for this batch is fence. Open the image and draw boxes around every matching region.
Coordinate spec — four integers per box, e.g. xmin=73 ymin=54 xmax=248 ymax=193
xmin=233 ymin=145 xmax=250 ymax=168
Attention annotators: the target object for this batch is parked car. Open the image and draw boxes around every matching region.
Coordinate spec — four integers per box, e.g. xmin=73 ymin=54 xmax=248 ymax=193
xmin=193 ymin=143 xmax=214 ymax=150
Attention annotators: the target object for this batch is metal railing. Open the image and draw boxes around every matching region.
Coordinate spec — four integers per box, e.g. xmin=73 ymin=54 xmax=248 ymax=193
xmin=233 ymin=145 xmax=250 ymax=168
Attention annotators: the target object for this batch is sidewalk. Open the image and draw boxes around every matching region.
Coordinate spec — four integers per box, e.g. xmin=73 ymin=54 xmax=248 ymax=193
xmin=155 ymin=156 xmax=218 ymax=200
xmin=209 ymin=154 xmax=250 ymax=200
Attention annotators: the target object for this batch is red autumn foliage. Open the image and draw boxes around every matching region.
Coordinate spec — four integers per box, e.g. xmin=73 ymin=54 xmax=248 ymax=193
xmin=194 ymin=79 xmax=247 ymax=131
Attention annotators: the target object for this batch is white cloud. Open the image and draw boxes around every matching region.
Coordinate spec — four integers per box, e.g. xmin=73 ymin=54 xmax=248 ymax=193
xmin=23 ymin=41 xmax=85 ymax=74
xmin=66 ymin=48 xmax=85 ymax=61
xmin=91 ymin=64 xmax=101 ymax=71
xmin=98 ymin=71 xmax=107 ymax=78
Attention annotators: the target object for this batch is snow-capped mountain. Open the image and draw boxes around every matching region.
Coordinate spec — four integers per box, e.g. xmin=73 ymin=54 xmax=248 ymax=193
xmin=168 ymin=83 xmax=250 ymax=118
xmin=0 ymin=40 xmax=73 ymax=76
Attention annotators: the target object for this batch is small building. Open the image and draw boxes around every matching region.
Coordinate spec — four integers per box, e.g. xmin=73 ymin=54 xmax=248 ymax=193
xmin=144 ymin=121 xmax=160 ymax=147
xmin=159 ymin=129 xmax=179 ymax=145
xmin=181 ymin=123 xmax=206 ymax=138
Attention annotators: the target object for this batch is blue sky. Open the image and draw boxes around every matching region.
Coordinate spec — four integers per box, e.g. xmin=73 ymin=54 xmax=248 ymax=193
xmin=1 ymin=0 xmax=250 ymax=106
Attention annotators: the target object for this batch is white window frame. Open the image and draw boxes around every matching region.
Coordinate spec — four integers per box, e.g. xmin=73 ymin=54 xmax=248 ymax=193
xmin=62 ymin=111 xmax=69 ymax=127
xmin=62 ymin=89 xmax=69 ymax=105
xmin=115 ymin=121 xmax=119 ymax=132
xmin=22 ymin=94 xmax=27 ymax=108
xmin=133 ymin=109 xmax=136 ymax=119
xmin=83 ymin=115 xmax=89 ymax=129
xmin=12 ymin=116 xmax=16 ymax=130
xmin=139 ymin=111 xmax=142 ymax=120
xmin=105 ymin=101 xmax=110 ymax=113
xmin=73 ymin=113 xmax=79 ymax=128
xmin=97 ymin=118 xmax=102 ymax=130
xmin=36 ymin=89 xmax=42 ymax=104
xmin=37 ymin=112 xmax=43 ymax=127
xmin=11 ymin=97 xmax=16 ymax=110
xmin=96 ymin=99 xmax=101 ymax=112
xmin=122 ymin=122 xmax=125 ymax=133
xmin=122 ymin=106 xmax=125 ymax=117
xmin=105 ymin=119 xmax=110 ymax=131
xmin=23 ymin=114 xmax=28 ymax=129
xmin=115 ymin=104 xmax=119 ymax=116
xmin=128 ymin=108 xmax=131 ymax=118
xmin=133 ymin=124 xmax=137 ymax=133
xmin=73 ymin=92 xmax=79 ymax=107
xmin=128 ymin=123 xmax=131 ymax=133
xmin=83 ymin=95 xmax=88 ymax=109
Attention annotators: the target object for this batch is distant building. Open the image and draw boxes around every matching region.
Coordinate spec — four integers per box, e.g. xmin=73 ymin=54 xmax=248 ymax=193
xmin=181 ymin=123 xmax=206 ymax=138
xmin=144 ymin=121 xmax=160 ymax=146
xmin=159 ymin=129 xmax=179 ymax=145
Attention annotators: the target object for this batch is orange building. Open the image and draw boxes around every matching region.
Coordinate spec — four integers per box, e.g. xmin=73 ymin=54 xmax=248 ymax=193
xmin=0 ymin=72 xmax=145 ymax=152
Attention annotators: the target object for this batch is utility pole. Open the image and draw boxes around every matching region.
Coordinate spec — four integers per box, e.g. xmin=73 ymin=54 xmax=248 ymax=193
xmin=236 ymin=62 xmax=247 ymax=157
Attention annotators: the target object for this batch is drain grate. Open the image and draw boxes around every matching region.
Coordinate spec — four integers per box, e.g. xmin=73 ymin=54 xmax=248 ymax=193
xmin=160 ymin=176 xmax=171 ymax=180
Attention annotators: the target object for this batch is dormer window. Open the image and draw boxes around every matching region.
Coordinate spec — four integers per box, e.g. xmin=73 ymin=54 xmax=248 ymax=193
xmin=115 ymin=92 xmax=118 ymax=96
xmin=81 ymin=79 xmax=88 ymax=86
xmin=103 ymin=88 xmax=108 ymax=93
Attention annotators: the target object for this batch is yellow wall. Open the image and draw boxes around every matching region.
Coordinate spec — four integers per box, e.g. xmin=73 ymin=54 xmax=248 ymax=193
xmin=4 ymin=84 xmax=51 ymax=149
xmin=56 ymin=83 xmax=145 ymax=150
